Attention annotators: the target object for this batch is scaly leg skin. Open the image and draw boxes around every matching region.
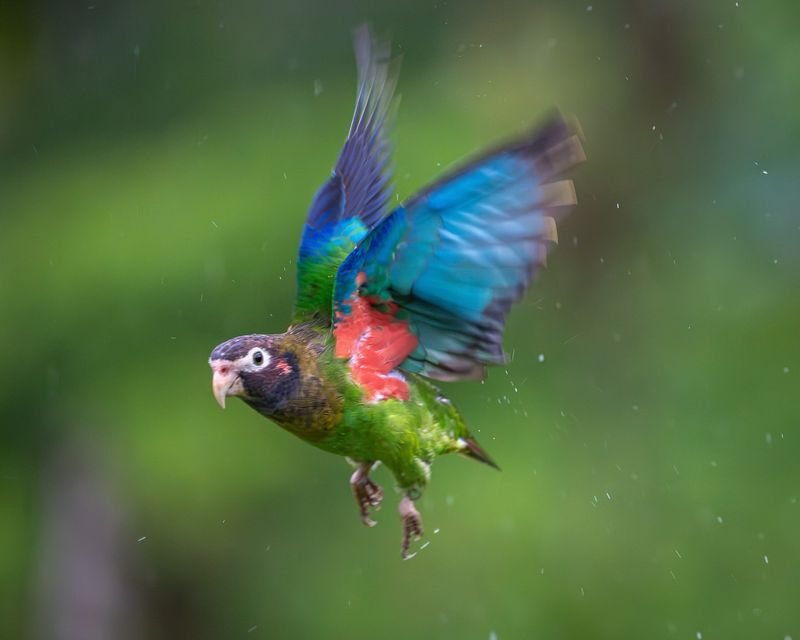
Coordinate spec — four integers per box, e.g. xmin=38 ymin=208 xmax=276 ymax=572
xmin=350 ymin=461 xmax=384 ymax=527
xmin=398 ymin=494 xmax=424 ymax=559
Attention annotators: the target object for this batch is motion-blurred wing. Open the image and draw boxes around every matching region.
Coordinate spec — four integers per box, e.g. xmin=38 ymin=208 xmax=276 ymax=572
xmin=333 ymin=116 xmax=585 ymax=387
xmin=293 ymin=25 xmax=399 ymax=322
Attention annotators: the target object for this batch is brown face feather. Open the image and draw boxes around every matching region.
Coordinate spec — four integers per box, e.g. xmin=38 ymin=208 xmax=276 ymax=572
xmin=209 ymin=330 xmax=343 ymax=441
xmin=209 ymin=333 xmax=306 ymax=418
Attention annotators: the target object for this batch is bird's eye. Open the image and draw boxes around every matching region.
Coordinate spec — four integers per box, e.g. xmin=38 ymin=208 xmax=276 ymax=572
xmin=252 ymin=350 xmax=264 ymax=366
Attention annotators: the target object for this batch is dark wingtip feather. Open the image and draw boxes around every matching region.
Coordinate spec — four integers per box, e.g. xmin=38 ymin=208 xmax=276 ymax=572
xmin=406 ymin=111 xmax=585 ymax=212
xmin=349 ymin=24 xmax=400 ymax=140
xmin=344 ymin=24 xmax=401 ymax=229
xmin=516 ymin=112 xmax=587 ymax=178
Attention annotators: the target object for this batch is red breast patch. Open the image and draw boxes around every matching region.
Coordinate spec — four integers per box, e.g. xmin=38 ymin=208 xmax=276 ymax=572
xmin=333 ymin=272 xmax=418 ymax=402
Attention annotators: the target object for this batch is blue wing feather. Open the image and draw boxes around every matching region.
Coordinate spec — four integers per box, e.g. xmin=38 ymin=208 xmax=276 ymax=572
xmin=294 ymin=25 xmax=398 ymax=321
xmin=334 ymin=115 xmax=585 ymax=380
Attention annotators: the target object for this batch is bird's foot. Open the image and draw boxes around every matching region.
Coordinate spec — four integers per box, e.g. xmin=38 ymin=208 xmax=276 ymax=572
xmin=350 ymin=462 xmax=384 ymax=527
xmin=399 ymin=494 xmax=424 ymax=559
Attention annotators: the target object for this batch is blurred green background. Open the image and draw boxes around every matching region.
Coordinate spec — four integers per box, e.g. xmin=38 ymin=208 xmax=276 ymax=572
xmin=1 ymin=1 xmax=798 ymax=638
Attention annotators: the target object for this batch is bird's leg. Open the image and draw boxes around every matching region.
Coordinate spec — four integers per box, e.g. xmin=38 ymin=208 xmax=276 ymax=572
xmin=350 ymin=461 xmax=384 ymax=527
xmin=398 ymin=493 xmax=424 ymax=559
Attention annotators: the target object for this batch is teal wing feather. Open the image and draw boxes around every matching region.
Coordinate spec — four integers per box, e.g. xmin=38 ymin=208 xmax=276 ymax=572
xmin=293 ymin=25 xmax=398 ymax=323
xmin=333 ymin=115 xmax=585 ymax=380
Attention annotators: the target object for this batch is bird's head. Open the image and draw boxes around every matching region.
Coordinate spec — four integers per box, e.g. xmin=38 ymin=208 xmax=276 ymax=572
xmin=209 ymin=334 xmax=294 ymax=411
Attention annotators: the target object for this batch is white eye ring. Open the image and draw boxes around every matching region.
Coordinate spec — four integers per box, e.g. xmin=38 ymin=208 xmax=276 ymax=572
xmin=248 ymin=347 xmax=269 ymax=369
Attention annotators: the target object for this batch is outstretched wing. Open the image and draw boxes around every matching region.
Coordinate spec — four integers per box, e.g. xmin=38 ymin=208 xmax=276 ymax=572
xmin=333 ymin=116 xmax=585 ymax=394
xmin=293 ymin=25 xmax=399 ymax=323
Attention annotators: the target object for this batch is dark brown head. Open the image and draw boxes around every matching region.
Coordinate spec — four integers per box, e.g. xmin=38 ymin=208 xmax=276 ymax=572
xmin=209 ymin=334 xmax=298 ymax=415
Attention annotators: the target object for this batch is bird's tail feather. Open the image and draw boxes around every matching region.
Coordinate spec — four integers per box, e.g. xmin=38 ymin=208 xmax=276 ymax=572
xmin=460 ymin=437 xmax=500 ymax=470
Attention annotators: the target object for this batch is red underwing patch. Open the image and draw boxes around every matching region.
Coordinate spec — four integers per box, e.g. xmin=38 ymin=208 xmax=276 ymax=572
xmin=334 ymin=272 xmax=418 ymax=402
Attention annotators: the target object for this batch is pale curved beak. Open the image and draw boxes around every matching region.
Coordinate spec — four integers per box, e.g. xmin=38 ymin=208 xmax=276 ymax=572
xmin=210 ymin=361 xmax=242 ymax=409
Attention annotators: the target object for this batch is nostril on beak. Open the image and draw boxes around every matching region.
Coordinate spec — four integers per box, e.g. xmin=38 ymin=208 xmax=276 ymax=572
xmin=213 ymin=362 xmax=231 ymax=375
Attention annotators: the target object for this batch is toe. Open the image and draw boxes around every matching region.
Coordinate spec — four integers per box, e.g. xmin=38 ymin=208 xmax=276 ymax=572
xmin=366 ymin=483 xmax=384 ymax=507
xmin=362 ymin=514 xmax=377 ymax=528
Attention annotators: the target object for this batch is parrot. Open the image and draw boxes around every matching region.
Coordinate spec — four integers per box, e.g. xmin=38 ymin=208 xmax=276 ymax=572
xmin=209 ymin=25 xmax=585 ymax=558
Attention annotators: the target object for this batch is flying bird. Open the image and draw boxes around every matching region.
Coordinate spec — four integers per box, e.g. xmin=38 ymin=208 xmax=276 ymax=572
xmin=209 ymin=25 xmax=585 ymax=557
